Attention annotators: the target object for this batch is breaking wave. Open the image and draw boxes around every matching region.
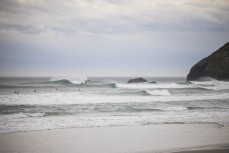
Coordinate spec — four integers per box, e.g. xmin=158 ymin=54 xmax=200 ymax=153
xmin=145 ymin=89 xmax=171 ymax=96
xmin=190 ymin=80 xmax=229 ymax=90
xmin=0 ymin=112 xmax=45 ymax=121
xmin=115 ymin=81 xmax=229 ymax=91
xmin=49 ymin=76 xmax=87 ymax=85
xmin=114 ymin=82 xmax=193 ymax=89
xmin=0 ymin=77 xmax=88 ymax=87
xmin=84 ymin=82 xmax=117 ymax=88
xmin=43 ymin=79 xmax=74 ymax=85
xmin=1 ymin=77 xmax=229 ymax=91
xmin=116 ymin=90 xmax=171 ymax=96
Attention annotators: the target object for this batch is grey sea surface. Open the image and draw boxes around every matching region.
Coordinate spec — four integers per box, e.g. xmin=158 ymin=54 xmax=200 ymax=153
xmin=0 ymin=76 xmax=229 ymax=133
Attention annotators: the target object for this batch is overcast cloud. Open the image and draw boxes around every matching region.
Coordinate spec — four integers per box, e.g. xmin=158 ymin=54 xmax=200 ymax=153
xmin=0 ymin=0 xmax=229 ymax=76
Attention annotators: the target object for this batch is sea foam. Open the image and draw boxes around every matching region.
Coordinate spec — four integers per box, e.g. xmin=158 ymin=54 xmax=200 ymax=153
xmin=1 ymin=92 xmax=229 ymax=105
xmin=115 ymin=82 xmax=193 ymax=89
xmin=191 ymin=80 xmax=229 ymax=90
xmin=145 ymin=89 xmax=171 ymax=96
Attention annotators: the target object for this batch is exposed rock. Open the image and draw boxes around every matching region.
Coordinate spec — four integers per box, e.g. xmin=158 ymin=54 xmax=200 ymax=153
xmin=194 ymin=77 xmax=216 ymax=81
xmin=187 ymin=42 xmax=229 ymax=81
xmin=149 ymin=81 xmax=157 ymax=84
xmin=127 ymin=77 xmax=148 ymax=83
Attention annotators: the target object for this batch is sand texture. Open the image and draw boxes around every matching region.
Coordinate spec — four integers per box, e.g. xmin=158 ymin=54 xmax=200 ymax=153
xmin=0 ymin=124 xmax=229 ymax=153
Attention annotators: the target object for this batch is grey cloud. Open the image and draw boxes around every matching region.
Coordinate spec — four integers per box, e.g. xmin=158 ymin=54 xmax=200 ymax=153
xmin=0 ymin=23 xmax=46 ymax=35
xmin=50 ymin=27 xmax=77 ymax=35
xmin=0 ymin=0 xmax=229 ymax=36
xmin=0 ymin=0 xmax=229 ymax=35
xmin=0 ymin=0 xmax=19 ymax=12
xmin=1 ymin=0 xmax=229 ymax=77
xmin=101 ymin=0 xmax=132 ymax=5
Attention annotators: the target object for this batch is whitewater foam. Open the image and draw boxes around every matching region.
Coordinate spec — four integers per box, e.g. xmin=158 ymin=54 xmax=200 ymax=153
xmin=115 ymin=82 xmax=193 ymax=89
xmin=25 ymin=113 xmax=46 ymax=117
xmin=146 ymin=89 xmax=171 ymax=96
xmin=0 ymin=112 xmax=28 ymax=121
xmin=1 ymin=109 xmax=229 ymax=133
xmin=1 ymin=77 xmax=229 ymax=133
xmin=191 ymin=80 xmax=229 ymax=90
xmin=1 ymin=92 xmax=229 ymax=105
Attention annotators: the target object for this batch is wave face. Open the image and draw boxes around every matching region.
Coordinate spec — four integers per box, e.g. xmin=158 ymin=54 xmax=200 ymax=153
xmin=49 ymin=76 xmax=87 ymax=84
xmin=0 ymin=76 xmax=229 ymax=133
xmin=0 ymin=76 xmax=87 ymax=87
xmin=43 ymin=79 xmax=74 ymax=85
xmin=145 ymin=89 xmax=171 ymax=96
xmin=112 ymin=89 xmax=171 ymax=96
xmin=84 ymin=81 xmax=117 ymax=88
xmin=1 ymin=77 xmax=229 ymax=91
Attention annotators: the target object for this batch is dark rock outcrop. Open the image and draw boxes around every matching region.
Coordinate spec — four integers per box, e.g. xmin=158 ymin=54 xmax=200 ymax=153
xmin=127 ymin=77 xmax=148 ymax=83
xmin=149 ymin=81 xmax=157 ymax=84
xmin=187 ymin=42 xmax=229 ymax=81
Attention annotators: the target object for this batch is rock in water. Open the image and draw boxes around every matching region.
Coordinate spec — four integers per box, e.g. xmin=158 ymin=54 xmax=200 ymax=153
xmin=149 ymin=81 xmax=157 ymax=84
xmin=127 ymin=77 xmax=148 ymax=83
xmin=187 ymin=42 xmax=229 ymax=81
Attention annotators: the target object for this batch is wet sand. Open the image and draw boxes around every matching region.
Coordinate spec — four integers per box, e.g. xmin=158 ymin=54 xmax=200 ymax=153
xmin=0 ymin=124 xmax=228 ymax=153
xmin=173 ymin=148 xmax=229 ymax=153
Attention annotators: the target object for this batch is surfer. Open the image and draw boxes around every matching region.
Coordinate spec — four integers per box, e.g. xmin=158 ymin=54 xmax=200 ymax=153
xmin=34 ymin=90 xmax=37 ymax=93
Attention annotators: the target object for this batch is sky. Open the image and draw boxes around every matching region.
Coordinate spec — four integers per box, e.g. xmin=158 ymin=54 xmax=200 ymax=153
xmin=0 ymin=0 xmax=229 ymax=77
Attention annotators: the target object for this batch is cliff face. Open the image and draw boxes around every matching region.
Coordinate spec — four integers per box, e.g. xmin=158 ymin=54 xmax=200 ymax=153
xmin=187 ymin=42 xmax=229 ymax=81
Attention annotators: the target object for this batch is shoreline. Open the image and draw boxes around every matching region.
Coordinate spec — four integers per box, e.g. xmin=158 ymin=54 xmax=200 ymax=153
xmin=166 ymin=144 xmax=229 ymax=153
xmin=0 ymin=124 xmax=229 ymax=153
xmin=0 ymin=122 xmax=225 ymax=134
xmin=172 ymin=147 xmax=229 ymax=153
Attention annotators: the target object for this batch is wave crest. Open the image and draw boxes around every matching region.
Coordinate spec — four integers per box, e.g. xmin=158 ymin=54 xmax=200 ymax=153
xmin=145 ymin=89 xmax=171 ymax=96
xmin=191 ymin=80 xmax=229 ymax=90
xmin=113 ymin=89 xmax=171 ymax=96
xmin=45 ymin=79 xmax=74 ymax=85
xmin=115 ymin=82 xmax=191 ymax=89
xmin=49 ymin=76 xmax=87 ymax=85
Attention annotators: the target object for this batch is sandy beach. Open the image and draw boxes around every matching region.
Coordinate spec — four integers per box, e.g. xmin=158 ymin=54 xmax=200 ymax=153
xmin=1 ymin=0 xmax=229 ymax=152
xmin=173 ymin=148 xmax=229 ymax=153
xmin=0 ymin=124 xmax=228 ymax=153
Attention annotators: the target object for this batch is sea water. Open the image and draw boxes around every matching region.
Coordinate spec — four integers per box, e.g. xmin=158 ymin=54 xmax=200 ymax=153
xmin=0 ymin=76 xmax=229 ymax=133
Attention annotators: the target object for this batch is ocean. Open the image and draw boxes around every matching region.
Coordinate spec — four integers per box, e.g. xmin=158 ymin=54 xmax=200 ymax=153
xmin=0 ymin=76 xmax=229 ymax=133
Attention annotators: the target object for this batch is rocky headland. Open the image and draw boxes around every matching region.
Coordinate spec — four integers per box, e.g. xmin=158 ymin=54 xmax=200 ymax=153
xmin=187 ymin=42 xmax=229 ymax=81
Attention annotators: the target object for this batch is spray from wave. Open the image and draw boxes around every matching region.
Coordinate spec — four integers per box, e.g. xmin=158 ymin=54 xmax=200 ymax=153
xmin=49 ymin=76 xmax=87 ymax=85
xmin=190 ymin=80 xmax=229 ymax=90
